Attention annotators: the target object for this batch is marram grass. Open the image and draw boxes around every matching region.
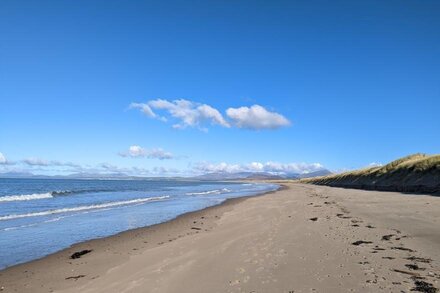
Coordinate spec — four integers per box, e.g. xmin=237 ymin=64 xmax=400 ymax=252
xmin=302 ymin=153 xmax=440 ymax=194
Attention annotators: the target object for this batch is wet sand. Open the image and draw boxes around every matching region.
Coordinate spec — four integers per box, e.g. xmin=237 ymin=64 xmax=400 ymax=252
xmin=0 ymin=183 xmax=439 ymax=292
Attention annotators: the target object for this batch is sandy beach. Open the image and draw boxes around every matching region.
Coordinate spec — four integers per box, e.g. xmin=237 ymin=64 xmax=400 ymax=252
xmin=0 ymin=183 xmax=439 ymax=292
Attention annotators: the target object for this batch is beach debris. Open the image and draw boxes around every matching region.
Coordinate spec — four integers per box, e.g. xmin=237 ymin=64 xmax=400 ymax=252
xmin=70 ymin=249 xmax=92 ymax=259
xmin=373 ymin=247 xmax=386 ymax=251
xmin=411 ymin=280 xmax=438 ymax=293
xmin=352 ymin=240 xmax=373 ymax=246
xmin=336 ymin=213 xmax=351 ymax=219
xmin=392 ymin=269 xmax=421 ymax=278
xmin=391 ymin=246 xmax=414 ymax=252
xmin=309 ymin=217 xmax=318 ymax=221
xmin=382 ymin=256 xmax=395 ymax=260
xmin=191 ymin=227 xmax=202 ymax=230
xmin=381 ymin=234 xmax=394 ymax=241
xmin=366 ymin=224 xmax=375 ymax=229
xmin=406 ymin=257 xmax=432 ymax=263
xmin=406 ymin=264 xmax=425 ymax=271
xmin=65 ymin=275 xmax=86 ymax=280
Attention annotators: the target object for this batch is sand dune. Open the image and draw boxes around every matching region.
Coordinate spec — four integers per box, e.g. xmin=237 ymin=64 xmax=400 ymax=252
xmin=302 ymin=153 xmax=440 ymax=194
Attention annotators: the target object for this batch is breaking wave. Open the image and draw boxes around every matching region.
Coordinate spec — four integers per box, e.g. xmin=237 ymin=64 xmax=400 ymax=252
xmin=0 ymin=193 xmax=54 ymax=202
xmin=0 ymin=190 xmax=91 ymax=203
xmin=186 ymin=188 xmax=231 ymax=196
xmin=0 ymin=195 xmax=170 ymax=221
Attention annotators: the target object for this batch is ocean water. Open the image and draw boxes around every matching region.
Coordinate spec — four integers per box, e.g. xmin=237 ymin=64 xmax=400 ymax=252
xmin=0 ymin=178 xmax=279 ymax=269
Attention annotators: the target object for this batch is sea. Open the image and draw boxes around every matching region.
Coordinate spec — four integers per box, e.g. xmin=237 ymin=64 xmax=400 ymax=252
xmin=0 ymin=178 xmax=279 ymax=269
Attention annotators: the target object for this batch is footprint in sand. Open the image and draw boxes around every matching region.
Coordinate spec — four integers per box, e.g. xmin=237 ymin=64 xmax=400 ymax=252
xmin=236 ymin=267 xmax=246 ymax=274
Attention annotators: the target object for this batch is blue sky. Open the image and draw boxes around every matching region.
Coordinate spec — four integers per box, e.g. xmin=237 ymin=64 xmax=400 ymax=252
xmin=1 ymin=0 xmax=439 ymax=176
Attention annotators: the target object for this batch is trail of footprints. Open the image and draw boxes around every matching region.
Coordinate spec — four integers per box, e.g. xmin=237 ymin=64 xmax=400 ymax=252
xmin=228 ymin=213 xmax=287 ymax=292
xmin=306 ymin=189 xmax=439 ymax=293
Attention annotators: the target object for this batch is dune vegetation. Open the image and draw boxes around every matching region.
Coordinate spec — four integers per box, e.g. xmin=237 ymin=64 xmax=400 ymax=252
xmin=302 ymin=153 xmax=440 ymax=194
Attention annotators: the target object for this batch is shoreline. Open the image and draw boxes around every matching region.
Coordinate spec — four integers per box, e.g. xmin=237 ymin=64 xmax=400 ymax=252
xmin=0 ymin=184 xmax=283 ymax=275
xmin=0 ymin=183 xmax=439 ymax=292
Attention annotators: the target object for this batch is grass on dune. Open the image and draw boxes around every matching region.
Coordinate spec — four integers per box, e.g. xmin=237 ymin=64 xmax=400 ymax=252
xmin=302 ymin=153 xmax=440 ymax=194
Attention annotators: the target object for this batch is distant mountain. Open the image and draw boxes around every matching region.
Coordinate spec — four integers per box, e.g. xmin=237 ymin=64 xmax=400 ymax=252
xmin=194 ymin=170 xmax=331 ymax=181
xmin=302 ymin=153 xmax=440 ymax=195
xmin=0 ymin=171 xmax=150 ymax=180
xmin=242 ymin=173 xmax=285 ymax=180
xmin=0 ymin=169 xmax=332 ymax=181
xmin=64 ymin=172 xmax=130 ymax=179
xmin=298 ymin=169 xmax=332 ymax=179
xmin=194 ymin=172 xmax=258 ymax=180
xmin=0 ymin=171 xmax=35 ymax=178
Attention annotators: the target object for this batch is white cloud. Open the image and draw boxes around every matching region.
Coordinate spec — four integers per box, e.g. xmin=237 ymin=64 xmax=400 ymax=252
xmin=0 ymin=153 xmax=184 ymax=177
xmin=22 ymin=158 xmax=50 ymax=166
xmin=130 ymin=99 xmax=291 ymax=131
xmin=193 ymin=162 xmax=242 ymax=173
xmin=146 ymin=99 xmax=230 ymax=129
xmin=99 ymin=163 xmax=120 ymax=170
xmin=22 ymin=158 xmax=81 ymax=168
xmin=368 ymin=162 xmax=383 ymax=167
xmin=129 ymin=103 xmax=156 ymax=118
xmin=262 ymin=161 xmax=324 ymax=174
xmin=69 ymin=163 xmax=183 ymax=177
xmin=226 ymin=105 xmax=291 ymax=130
xmin=0 ymin=152 xmax=7 ymax=164
xmin=147 ymin=148 xmax=174 ymax=160
xmin=124 ymin=145 xmax=147 ymax=157
xmin=119 ymin=145 xmax=174 ymax=160
xmin=196 ymin=104 xmax=230 ymax=128
xmin=193 ymin=161 xmax=324 ymax=175
xmin=151 ymin=166 xmax=181 ymax=175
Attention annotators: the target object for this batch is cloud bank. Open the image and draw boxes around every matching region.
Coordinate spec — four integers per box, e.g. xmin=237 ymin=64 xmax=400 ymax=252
xmin=0 ymin=156 xmax=183 ymax=177
xmin=118 ymin=145 xmax=174 ymax=160
xmin=193 ymin=161 xmax=325 ymax=175
xmin=129 ymin=99 xmax=290 ymax=131
xmin=22 ymin=158 xmax=81 ymax=168
xmin=1 ymin=152 xmax=326 ymax=178
xmin=0 ymin=152 xmax=7 ymax=164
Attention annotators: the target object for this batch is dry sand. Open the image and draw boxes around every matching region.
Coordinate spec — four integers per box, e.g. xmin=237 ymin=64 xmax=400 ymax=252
xmin=0 ymin=183 xmax=439 ymax=292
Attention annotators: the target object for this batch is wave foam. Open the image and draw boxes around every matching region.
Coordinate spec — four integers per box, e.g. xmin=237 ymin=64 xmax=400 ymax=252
xmin=52 ymin=190 xmax=73 ymax=196
xmin=186 ymin=188 xmax=231 ymax=196
xmin=0 ymin=193 xmax=54 ymax=202
xmin=0 ymin=190 xmax=76 ymax=203
xmin=0 ymin=195 xmax=170 ymax=221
